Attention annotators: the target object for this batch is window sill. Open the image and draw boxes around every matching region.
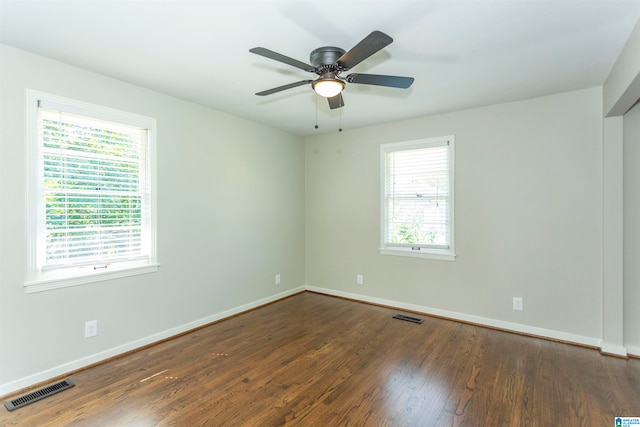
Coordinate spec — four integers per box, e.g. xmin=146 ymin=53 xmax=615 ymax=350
xmin=24 ymin=263 xmax=160 ymax=293
xmin=379 ymin=248 xmax=456 ymax=261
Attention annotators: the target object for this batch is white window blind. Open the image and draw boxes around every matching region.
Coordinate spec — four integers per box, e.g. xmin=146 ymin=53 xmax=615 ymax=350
xmin=381 ymin=137 xmax=455 ymax=260
xmin=38 ymin=105 xmax=150 ymax=269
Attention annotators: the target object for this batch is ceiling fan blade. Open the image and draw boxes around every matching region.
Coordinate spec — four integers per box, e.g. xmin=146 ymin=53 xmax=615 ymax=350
xmin=256 ymin=80 xmax=313 ymax=96
xmin=346 ymin=73 xmax=414 ymax=89
xmin=337 ymin=31 xmax=393 ymax=71
xmin=327 ymin=93 xmax=344 ymax=109
xmin=249 ymin=47 xmax=314 ymax=72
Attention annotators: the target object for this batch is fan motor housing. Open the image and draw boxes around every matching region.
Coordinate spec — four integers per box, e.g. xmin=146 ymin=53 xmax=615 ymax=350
xmin=310 ymin=46 xmax=346 ymax=70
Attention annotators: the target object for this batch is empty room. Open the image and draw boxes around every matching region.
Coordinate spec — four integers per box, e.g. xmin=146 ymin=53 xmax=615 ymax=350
xmin=1 ymin=0 xmax=639 ymax=425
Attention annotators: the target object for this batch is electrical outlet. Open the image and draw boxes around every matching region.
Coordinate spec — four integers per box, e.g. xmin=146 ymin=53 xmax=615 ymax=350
xmin=84 ymin=320 xmax=98 ymax=338
xmin=356 ymin=274 xmax=364 ymax=285
xmin=513 ymin=297 xmax=523 ymax=311
xmin=275 ymin=274 xmax=281 ymax=285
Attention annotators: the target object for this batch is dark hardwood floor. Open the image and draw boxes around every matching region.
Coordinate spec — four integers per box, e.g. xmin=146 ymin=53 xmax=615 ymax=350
xmin=2 ymin=292 xmax=639 ymax=426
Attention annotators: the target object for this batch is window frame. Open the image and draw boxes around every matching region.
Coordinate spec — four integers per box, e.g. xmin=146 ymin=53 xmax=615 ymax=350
xmin=379 ymin=136 xmax=456 ymax=261
xmin=25 ymin=89 xmax=159 ymax=292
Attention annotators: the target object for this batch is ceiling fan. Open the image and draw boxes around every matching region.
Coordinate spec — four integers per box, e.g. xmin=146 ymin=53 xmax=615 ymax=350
xmin=249 ymin=30 xmax=414 ymax=109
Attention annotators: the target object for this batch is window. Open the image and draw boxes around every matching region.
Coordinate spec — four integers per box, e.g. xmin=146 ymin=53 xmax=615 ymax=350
xmin=25 ymin=90 xmax=158 ymax=292
xmin=380 ymin=136 xmax=455 ymax=261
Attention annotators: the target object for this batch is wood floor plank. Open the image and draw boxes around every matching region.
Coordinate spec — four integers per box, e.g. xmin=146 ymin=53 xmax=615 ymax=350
xmin=2 ymin=292 xmax=639 ymax=426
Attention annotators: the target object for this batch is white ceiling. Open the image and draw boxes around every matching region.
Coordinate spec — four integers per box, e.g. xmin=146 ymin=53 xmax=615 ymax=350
xmin=1 ymin=0 xmax=639 ymax=136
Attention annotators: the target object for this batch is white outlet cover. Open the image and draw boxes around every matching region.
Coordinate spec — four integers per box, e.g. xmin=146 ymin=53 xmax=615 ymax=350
xmin=513 ymin=297 xmax=523 ymax=311
xmin=357 ymin=274 xmax=364 ymax=285
xmin=85 ymin=320 xmax=98 ymax=338
xmin=275 ymin=274 xmax=281 ymax=285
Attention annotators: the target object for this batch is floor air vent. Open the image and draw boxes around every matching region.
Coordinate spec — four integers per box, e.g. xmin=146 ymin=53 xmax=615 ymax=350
xmin=392 ymin=314 xmax=424 ymax=324
xmin=4 ymin=379 xmax=75 ymax=411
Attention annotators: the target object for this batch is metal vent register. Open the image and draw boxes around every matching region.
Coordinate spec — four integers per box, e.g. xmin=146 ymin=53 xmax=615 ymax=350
xmin=392 ymin=314 xmax=424 ymax=324
xmin=4 ymin=380 xmax=75 ymax=411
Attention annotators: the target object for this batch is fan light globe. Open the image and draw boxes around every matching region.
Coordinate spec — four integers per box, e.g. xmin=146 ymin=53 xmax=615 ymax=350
xmin=312 ymin=79 xmax=345 ymax=98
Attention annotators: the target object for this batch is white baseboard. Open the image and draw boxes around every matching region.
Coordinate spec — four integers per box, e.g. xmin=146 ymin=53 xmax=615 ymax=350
xmin=0 ymin=286 xmax=305 ymax=396
xmin=626 ymin=344 xmax=640 ymax=358
xmin=600 ymin=342 xmax=628 ymax=357
xmin=305 ymin=285 xmax=602 ymax=349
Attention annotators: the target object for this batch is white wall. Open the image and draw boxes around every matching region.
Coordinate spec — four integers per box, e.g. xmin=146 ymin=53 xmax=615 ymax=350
xmin=305 ymin=87 xmax=604 ymax=344
xmin=624 ymin=101 xmax=640 ymax=355
xmin=0 ymin=45 xmax=305 ymax=393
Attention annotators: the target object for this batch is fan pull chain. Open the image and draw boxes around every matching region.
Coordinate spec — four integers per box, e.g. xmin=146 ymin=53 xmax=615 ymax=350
xmin=314 ymin=95 xmax=319 ymax=130
xmin=339 ymin=107 xmax=342 ymax=132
